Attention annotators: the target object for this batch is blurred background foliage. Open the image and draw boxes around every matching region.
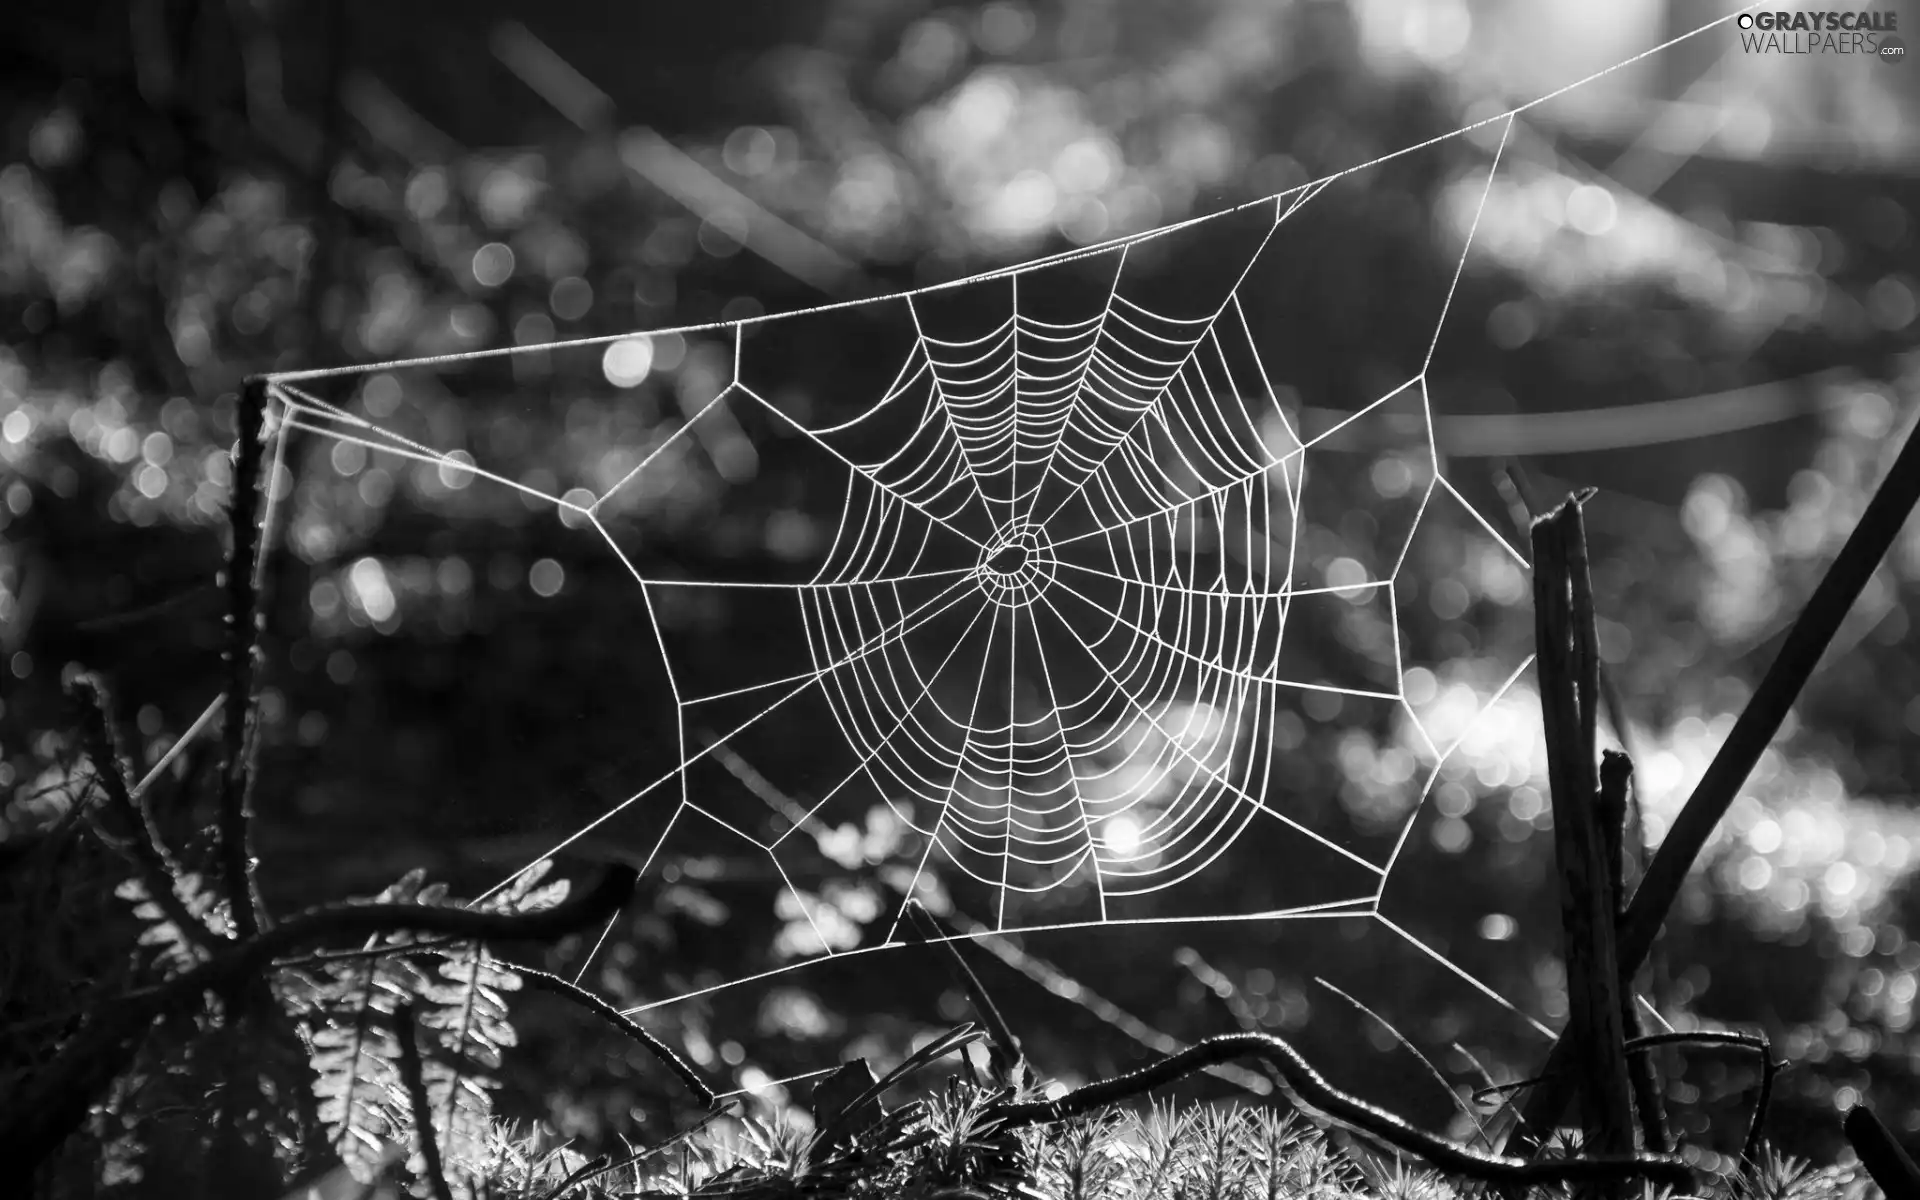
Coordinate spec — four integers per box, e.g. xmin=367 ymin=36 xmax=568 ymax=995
xmin=4 ymin=0 xmax=1920 ymax=1187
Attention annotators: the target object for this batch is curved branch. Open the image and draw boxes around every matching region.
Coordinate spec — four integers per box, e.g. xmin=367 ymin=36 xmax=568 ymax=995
xmin=512 ymin=963 xmax=713 ymax=1107
xmin=218 ymin=866 xmax=638 ymax=984
xmin=992 ymin=1033 xmax=1693 ymax=1190
xmin=1619 ymin=1030 xmax=1778 ymax=1167
xmin=0 ymin=865 xmax=639 ymax=1169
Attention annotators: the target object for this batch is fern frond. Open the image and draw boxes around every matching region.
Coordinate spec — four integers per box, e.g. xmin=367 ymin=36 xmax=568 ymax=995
xmin=305 ymin=960 xmax=417 ymax=1181
xmin=396 ymin=860 xmax=565 ymax=1188
xmin=413 ymin=942 xmax=519 ymax=1179
xmin=285 ymin=868 xmax=446 ymax=1183
xmin=114 ymin=869 xmax=229 ymax=975
xmin=485 ymin=858 xmax=571 ymax=916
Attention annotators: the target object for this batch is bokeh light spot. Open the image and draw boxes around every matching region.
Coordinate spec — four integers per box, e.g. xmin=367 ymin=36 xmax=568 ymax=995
xmin=1326 ymin=556 xmax=1369 ymax=598
xmin=602 ymin=337 xmax=655 ymax=388
xmin=135 ymin=464 xmax=167 ymax=498
xmin=550 ymin=276 xmax=593 ymax=321
xmin=529 ymin=558 xmax=566 ymax=598
xmin=437 ymin=450 xmax=477 ymax=491
xmin=1101 ymin=815 xmax=1142 ymax=856
xmin=1565 ymin=184 xmax=1618 ymax=237
xmin=977 ymin=1 xmax=1036 ymax=55
xmin=722 ymin=127 xmax=779 ymax=177
xmin=331 ymin=440 xmax=367 ymax=476
xmin=472 ymin=241 xmax=515 ymax=287
xmin=1401 ymin=666 xmax=1437 ymax=706
xmin=350 ymin=558 xmax=396 ymax=623
xmin=559 ymin=487 xmax=596 ymax=529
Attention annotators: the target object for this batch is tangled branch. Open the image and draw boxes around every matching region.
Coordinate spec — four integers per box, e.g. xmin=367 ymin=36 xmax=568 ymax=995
xmin=992 ymin=1032 xmax=1694 ymax=1190
xmin=0 ymin=864 xmax=639 ymax=1168
xmin=1476 ymin=1028 xmax=1782 ymax=1168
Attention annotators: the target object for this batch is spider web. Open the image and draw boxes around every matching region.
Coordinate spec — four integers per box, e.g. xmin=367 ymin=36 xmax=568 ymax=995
xmin=264 ymin=9 xmax=1751 ymax=1093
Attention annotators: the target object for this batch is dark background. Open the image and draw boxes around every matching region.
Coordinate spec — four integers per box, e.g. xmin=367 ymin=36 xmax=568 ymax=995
xmin=3 ymin=0 xmax=1919 ymax=1185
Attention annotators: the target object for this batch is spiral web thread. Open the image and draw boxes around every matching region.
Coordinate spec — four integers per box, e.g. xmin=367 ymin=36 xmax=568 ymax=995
xmin=261 ymin=8 xmax=1754 ymax=1094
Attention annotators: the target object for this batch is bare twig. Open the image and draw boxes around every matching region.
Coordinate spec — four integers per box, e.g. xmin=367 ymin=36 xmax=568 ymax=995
xmin=131 ymin=692 xmax=226 ymax=803
xmin=992 ymin=1033 xmax=1692 ymax=1189
xmin=1609 ymin=1030 xmax=1780 ymax=1169
xmin=1314 ymin=976 xmax=1491 ymax=1150
xmin=906 ymin=900 xmax=1023 ymax=1083
xmin=1453 ymin=1040 xmax=1542 ymax=1146
xmin=394 ymin=1002 xmax=456 ymax=1200
xmin=1511 ymin=409 xmax=1920 ymax=1152
xmin=512 ymin=963 xmax=713 ymax=1106
xmin=219 ymin=378 xmax=270 ymax=938
xmin=1478 ymin=1029 xmax=1778 ymax=1166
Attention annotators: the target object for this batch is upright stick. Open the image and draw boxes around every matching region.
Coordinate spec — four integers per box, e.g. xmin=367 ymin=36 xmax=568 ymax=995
xmin=1846 ymin=1104 xmax=1920 ymax=1200
xmin=219 ymin=377 xmax=270 ymax=937
xmin=1511 ymin=411 xmax=1920 ymax=1149
xmin=1532 ymin=497 xmax=1633 ymax=1162
xmin=1601 ymin=750 xmax=1670 ymax=1153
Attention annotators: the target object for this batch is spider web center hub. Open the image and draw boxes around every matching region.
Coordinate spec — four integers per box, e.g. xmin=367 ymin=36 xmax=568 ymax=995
xmin=975 ymin=524 xmax=1057 ymax=609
